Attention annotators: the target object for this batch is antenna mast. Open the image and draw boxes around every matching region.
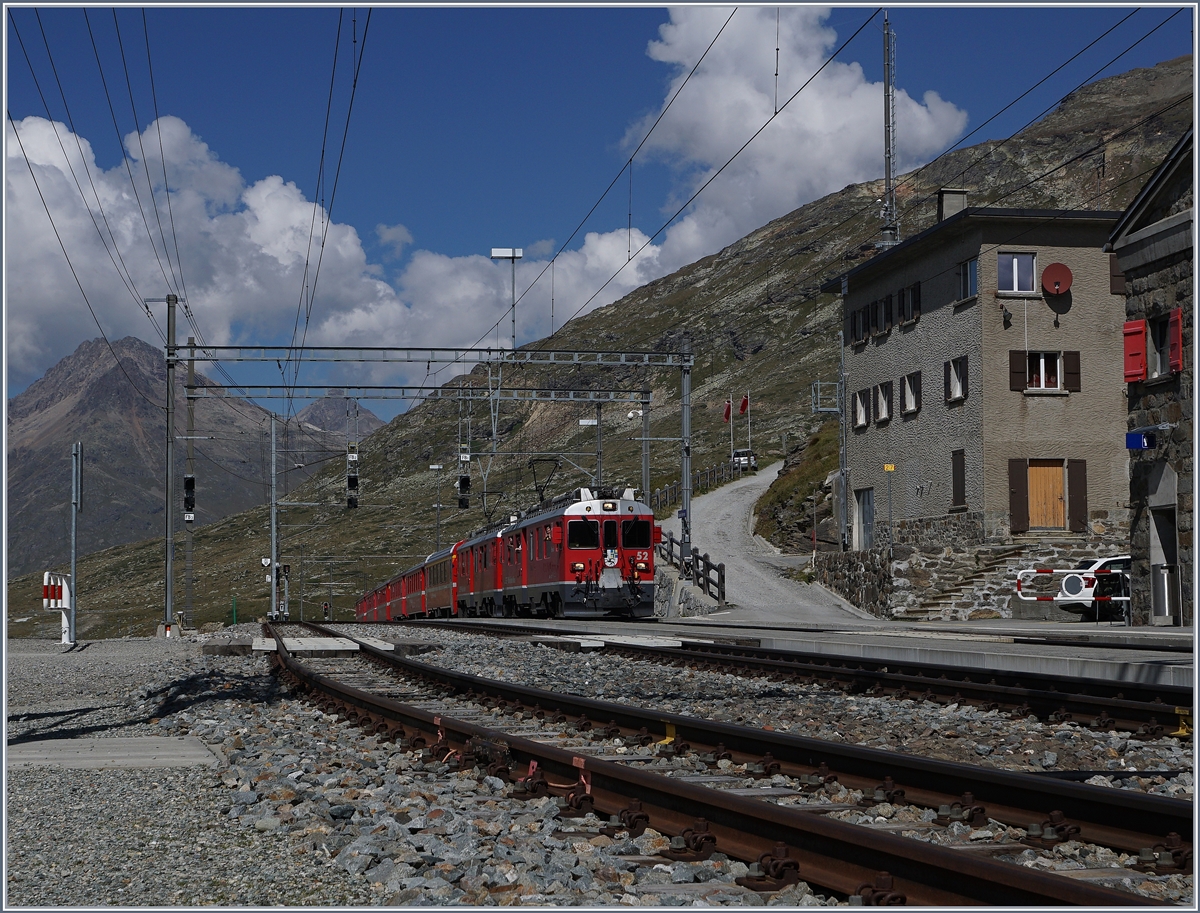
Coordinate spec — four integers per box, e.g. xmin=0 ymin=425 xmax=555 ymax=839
xmin=881 ymin=11 xmax=899 ymax=248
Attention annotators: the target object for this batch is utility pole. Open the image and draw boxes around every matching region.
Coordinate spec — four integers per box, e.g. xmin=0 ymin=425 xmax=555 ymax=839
xmin=641 ymin=389 xmax=651 ymax=500
xmin=184 ymin=338 xmax=196 ymax=629
xmin=164 ymin=293 xmax=176 ymax=636
xmin=680 ymin=334 xmax=693 ymax=560
xmin=70 ymin=441 xmax=81 ymax=645
xmin=270 ymin=415 xmax=277 ymax=620
xmin=430 ymin=463 xmax=444 ymax=549
xmin=595 ymin=402 xmax=603 ymax=489
xmin=880 ymin=11 xmax=899 ymax=248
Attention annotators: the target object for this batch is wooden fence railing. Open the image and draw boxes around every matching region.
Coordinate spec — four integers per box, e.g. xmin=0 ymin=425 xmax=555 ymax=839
xmin=649 ymin=460 xmax=744 ymax=512
xmin=657 ymin=531 xmax=726 ymax=606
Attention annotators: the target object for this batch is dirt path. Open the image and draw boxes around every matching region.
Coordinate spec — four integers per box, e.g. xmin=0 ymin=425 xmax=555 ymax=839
xmin=660 ymin=462 xmax=871 ymax=623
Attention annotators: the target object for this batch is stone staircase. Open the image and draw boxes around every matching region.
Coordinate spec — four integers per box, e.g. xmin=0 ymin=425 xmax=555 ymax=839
xmin=890 ymin=537 xmax=1121 ymax=621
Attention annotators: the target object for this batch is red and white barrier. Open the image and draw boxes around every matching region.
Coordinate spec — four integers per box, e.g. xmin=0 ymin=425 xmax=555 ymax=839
xmin=1014 ymin=567 xmax=1130 ymax=602
xmin=42 ymin=571 xmax=73 ymax=644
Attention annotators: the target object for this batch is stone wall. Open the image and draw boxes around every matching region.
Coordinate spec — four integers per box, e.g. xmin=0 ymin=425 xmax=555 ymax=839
xmin=814 ymin=546 xmax=892 ymax=617
xmin=891 ymin=511 xmax=987 ymax=549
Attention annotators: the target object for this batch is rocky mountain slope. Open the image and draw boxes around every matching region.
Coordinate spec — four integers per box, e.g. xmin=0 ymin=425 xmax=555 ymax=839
xmin=294 ymin=397 xmax=384 ymax=437
xmin=6 ymin=337 xmax=351 ymax=577
xmin=6 ymin=56 xmax=1191 ymax=637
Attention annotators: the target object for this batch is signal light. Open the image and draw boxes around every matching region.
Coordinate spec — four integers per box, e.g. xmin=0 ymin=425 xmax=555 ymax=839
xmin=457 ymin=496 xmax=469 ymax=510
xmin=184 ymin=475 xmax=195 ymax=512
xmin=347 ymin=475 xmax=358 ymax=490
xmin=458 ymin=474 xmax=470 ymax=493
xmin=347 ymin=495 xmax=358 ymax=509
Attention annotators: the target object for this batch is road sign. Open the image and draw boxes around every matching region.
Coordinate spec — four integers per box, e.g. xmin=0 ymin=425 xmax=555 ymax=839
xmin=1126 ymin=432 xmax=1156 ymax=450
xmin=261 ymin=557 xmax=271 ymax=567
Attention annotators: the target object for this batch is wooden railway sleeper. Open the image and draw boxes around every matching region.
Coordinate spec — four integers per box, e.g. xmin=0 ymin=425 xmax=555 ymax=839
xmin=734 ymin=843 xmax=801 ymax=892
xmin=659 ymin=818 xmax=717 ymax=862
xmin=851 ymin=872 xmax=908 ymax=906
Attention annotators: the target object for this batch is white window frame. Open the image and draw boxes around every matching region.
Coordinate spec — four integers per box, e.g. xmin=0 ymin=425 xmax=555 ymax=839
xmin=959 ymin=258 xmax=978 ymax=300
xmin=902 ymin=371 xmax=921 ymax=414
xmin=998 ymin=252 xmax=1035 ymax=293
xmin=875 ymin=381 xmax=892 ymax=423
xmin=1027 ymin=351 xmax=1061 ymax=390
xmin=949 ymin=356 xmax=967 ymax=400
xmin=1148 ymin=314 xmax=1171 ymax=379
xmin=854 ymin=389 xmax=869 ymax=428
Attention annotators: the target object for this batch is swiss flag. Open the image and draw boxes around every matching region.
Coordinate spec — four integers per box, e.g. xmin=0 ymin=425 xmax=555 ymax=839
xmin=739 ymin=394 xmax=749 ymax=415
xmin=723 ymin=400 xmax=731 ymax=422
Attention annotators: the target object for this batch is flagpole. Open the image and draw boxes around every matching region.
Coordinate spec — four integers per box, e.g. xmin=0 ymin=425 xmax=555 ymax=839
xmin=729 ymin=392 xmax=734 ymax=459
xmin=746 ymin=393 xmax=751 ymax=452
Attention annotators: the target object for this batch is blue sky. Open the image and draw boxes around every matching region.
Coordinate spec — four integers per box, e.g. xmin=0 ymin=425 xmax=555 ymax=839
xmin=5 ymin=5 xmax=1193 ymax=416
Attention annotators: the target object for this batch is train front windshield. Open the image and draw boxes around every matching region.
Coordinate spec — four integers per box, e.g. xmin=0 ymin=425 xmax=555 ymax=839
xmin=621 ymin=519 xmax=651 ymax=548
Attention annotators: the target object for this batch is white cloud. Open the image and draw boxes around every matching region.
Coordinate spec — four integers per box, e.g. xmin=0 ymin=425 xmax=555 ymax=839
xmin=628 ymin=6 xmax=967 ymax=269
xmin=6 ymin=11 xmax=966 ymax=397
xmin=375 ymin=222 xmax=413 ymax=259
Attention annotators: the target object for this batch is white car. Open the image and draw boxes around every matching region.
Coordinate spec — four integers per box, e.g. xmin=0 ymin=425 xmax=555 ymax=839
xmin=1057 ymin=555 xmax=1131 ymax=619
xmin=733 ymin=449 xmax=758 ymax=471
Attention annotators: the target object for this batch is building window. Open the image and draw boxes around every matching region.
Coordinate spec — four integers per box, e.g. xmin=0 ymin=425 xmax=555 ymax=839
xmin=1027 ymin=352 xmax=1060 ymax=389
xmin=853 ymin=389 xmax=870 ymax=428
xmin=902 ymin=371 xmax=921 ymax=414
xmin=869 ymin=300 xmax=881 ymax=336
xmin=1147 ymin=309 xmax=1183 ymax=378
xmin=998 ymin=252 xmax=1035 ymax=293
xmin=899 ymin=282 xmax=921 ymax=323
xmin=875 ymin=381 xmax=892 ymax=423
xmin=959 ymin=258 xmax=978 ymax=300
xmin=945 ymin=355 xmax=968 ymax=401
xmin=882 ymin=294 xmax=893 ymax=332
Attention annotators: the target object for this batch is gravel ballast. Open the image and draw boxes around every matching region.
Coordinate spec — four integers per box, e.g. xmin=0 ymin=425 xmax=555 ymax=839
xmin=4 ymin=629 xmax=1193 ymax=906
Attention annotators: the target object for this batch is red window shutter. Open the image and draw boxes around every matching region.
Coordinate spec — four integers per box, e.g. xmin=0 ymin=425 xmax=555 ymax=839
xmin=1168 ymin=308 xmax=1183 ymax=373
xmin=1123 ymin=320 xmax=1147 ymax=382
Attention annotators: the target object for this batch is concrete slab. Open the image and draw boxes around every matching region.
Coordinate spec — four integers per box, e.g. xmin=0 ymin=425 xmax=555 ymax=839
xmin=6 ymin=736 xmax=222 ymax=769
xmin=354 ymin=635 xmax=395 ymax=651
xmin=253 ymin=637 xmax=359 ymax=657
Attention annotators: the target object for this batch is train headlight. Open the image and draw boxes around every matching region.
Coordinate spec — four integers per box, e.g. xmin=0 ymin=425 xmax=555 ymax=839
xmin=571 ymin=562 xmax=586 ymax=572
xmin=634 ymin=561 xmax=649 ymax=572
xmin=602 ymin=501 xmax=617 ymax=511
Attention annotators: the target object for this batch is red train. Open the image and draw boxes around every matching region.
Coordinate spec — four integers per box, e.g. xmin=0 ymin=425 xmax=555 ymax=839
xmin=356 ymin=487 xmax=661 ymax=622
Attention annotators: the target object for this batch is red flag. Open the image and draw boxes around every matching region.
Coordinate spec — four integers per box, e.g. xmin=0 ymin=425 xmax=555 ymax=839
xmin=723 ymin=400 xmax=731 ymax=422
xmin=739 ymin=394 xmax=749 ymax=415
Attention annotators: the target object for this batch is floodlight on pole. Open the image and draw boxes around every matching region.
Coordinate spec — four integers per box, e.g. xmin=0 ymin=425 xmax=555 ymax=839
xmin=491 ymin=248 xmax=523 ymax=352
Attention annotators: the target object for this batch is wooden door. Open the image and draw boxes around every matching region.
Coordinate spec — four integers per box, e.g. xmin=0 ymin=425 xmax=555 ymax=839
xmin=1028 ymin=460 xmax=1065 ymax=528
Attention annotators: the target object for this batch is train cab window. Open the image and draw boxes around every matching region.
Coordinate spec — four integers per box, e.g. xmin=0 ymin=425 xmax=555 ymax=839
xmin=604 ymin=520 xmax=618 ymax=549
xmin=568 ymin=519 xmax=599 ymax=549
xmin=622 ymin=519 xmax=651 ymax=548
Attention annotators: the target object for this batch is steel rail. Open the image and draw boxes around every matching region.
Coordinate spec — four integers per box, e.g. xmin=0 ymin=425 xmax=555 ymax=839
xmin=268 ymin=626 xmax=1161 ymax=906
xmin=302 ymin=623 xmax=1190 ymax=854
xmin=403 ymin=618 xmax=1191 ymax=731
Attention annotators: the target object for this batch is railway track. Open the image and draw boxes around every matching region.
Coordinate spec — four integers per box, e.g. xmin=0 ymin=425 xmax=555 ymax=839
xmin=398 ymin=618 xmax=1192 ymax=736
xmin=263 ymin=622 xmax=1191 ymax=905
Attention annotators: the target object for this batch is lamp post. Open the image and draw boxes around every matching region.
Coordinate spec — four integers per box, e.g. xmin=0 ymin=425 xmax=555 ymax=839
xmin=491 ymin=248 xmax=523 ymax=351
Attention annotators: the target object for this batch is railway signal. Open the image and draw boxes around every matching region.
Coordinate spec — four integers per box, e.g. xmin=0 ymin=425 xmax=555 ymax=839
xmin=458 ymin=473 xmax=470 ymax=509
xmin=346 ymin=442 xmax=359 ymax=508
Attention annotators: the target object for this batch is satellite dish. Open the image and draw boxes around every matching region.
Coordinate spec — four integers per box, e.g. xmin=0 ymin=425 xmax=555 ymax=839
xmin=1042 ymin=262 xmax=1073 ymax=295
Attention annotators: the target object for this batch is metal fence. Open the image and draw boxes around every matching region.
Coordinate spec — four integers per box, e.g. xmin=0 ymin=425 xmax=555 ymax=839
xmin=649 ymin=460 xmax=744 ymax=512
xmin=657 ymin=532 xmax=726 ymax=606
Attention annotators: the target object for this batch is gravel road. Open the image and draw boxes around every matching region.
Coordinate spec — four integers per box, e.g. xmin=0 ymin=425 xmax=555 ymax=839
xmin=660 ymin=462 xmax=870 ymax=624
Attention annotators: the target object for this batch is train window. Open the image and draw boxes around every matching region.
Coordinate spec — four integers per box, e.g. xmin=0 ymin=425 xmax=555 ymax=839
xmin=567 ymin=519 xmax=599 ymax=549
xmin=622 ymin=519 xmax=652 ymax=548
xmin=604 ymin=520 xmax=618 ymax=549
